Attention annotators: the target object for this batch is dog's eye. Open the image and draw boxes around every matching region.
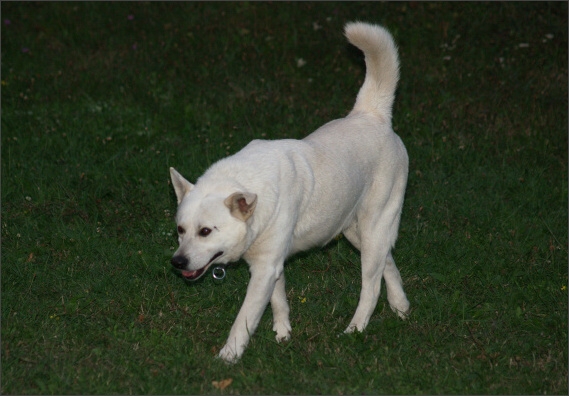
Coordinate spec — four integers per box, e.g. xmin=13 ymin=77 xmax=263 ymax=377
xmin=198 ymin=227 xmax=212 ymax=237
xmin=177 ymin=226 xmax=185 ymax=235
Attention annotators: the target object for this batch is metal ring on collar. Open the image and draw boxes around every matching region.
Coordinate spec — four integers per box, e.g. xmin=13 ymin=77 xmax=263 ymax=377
xmin=212 ymin=266 xmax=226 ymax=280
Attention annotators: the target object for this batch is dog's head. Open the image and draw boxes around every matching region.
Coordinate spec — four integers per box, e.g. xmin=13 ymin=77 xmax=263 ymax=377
xmin=169 ymin=167 xmax=257 ymax=281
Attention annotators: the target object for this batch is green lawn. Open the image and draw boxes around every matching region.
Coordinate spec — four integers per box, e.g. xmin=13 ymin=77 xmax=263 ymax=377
xmin=1 ymin=2 xmax=567 ymax=394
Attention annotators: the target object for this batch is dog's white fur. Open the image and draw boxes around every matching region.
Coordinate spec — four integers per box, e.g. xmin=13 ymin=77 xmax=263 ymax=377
xmin=170 ymin=22 xmax=410 ymax=363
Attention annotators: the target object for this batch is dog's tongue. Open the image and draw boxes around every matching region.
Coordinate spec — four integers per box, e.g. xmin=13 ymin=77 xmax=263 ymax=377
xmin=182 ymin=268 xmax=205 ymax=280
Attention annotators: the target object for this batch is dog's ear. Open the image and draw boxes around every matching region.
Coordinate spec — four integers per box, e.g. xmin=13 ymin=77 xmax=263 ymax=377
xmin=224 ymin=192 xmax=257 ymax=221
xmin=170 ymin=167 xmax=194 ymax=204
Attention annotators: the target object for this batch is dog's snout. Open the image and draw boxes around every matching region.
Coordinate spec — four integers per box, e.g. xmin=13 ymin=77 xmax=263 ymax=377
xmin=171 ymin=255 xmax=188 ymax=269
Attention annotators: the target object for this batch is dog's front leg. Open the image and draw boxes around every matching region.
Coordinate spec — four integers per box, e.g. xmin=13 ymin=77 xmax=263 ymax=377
xmin=271 ymin=273 xmax=291 ymax=342
xmin=218 ymin=263 xmax=282 ymax=363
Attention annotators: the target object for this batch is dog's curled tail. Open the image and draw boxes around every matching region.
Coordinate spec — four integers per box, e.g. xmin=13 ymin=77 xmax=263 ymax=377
xmin=345 ymin=22 xmax=399 ymax=122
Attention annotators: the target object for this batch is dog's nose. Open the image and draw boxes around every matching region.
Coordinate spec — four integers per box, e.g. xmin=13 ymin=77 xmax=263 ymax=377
xmin=171 ymin=255 xmax=188 ymax=269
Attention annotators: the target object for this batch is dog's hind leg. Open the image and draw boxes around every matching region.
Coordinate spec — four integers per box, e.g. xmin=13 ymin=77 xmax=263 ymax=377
xmin=345 ymin=186 xmax=409 ymax=333
xmin=271 ymin=273 xmax=292 ymax=342
xmin=344 ymin=220 xmax=389 ymax=332
xmin=384 ymin=252 xmax=410 ymax=319
xmin=344 ymin=235 xmax=390 ymax=333
xmin=345 ymin=241 xmax=410 ymax=331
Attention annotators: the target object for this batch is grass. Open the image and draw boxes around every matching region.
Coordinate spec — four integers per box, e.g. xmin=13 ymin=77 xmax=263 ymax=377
xmin=1 ymin=2 xmax=567 ymax=394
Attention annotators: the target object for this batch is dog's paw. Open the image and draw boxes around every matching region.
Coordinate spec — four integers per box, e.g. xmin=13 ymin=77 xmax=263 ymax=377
xmin=343 ymin=323 xmax=362 ymax=334
xmin=273 ymin=321 xmax=292 ymax=343
xmin=389 ymin=297 xmax=410 ymax=320
xmin=218 ymin=345 xmax=241 ymax=364
xmin=391 ymin=306 xmax=410 ymax=320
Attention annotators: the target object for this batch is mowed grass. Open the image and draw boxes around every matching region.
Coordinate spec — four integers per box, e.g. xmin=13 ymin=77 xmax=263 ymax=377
xmin=1 ymin=2 xmax=567 ymax=394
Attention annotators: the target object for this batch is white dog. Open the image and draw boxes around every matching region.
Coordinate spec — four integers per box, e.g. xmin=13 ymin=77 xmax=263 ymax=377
xmin=169 ymin=22 xmax=410 ymax=363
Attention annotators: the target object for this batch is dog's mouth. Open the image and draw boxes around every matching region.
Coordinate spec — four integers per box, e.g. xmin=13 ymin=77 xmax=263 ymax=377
xmin=181 ymin=251 xmax=224 ymax=281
